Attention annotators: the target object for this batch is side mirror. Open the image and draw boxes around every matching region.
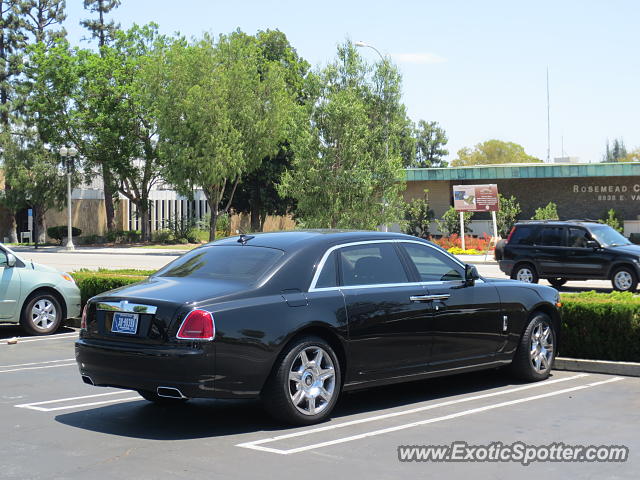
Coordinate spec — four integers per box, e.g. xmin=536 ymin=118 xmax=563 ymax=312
xmin=465 ymin=264 xmax=480 ymax=286
xmin=6 ymin=253 xmax=16 ymax=268
xmin=586 ymin=240 xmax=599 ymax=249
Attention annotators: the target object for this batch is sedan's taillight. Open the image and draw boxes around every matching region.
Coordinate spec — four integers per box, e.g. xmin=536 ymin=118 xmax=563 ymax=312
xmin=80 ymin=304 xmax=88 ymax=330
xmin=176 ymin=310 xmax=215 ymax=340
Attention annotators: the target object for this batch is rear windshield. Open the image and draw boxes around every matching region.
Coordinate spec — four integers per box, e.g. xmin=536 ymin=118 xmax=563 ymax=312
xmin=155 ymin=245 xmax=284 ymax=283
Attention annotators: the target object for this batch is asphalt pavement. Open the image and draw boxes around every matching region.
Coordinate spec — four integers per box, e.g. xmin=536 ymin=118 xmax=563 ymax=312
xmin=1 ymin=331 xmax=638 ymax=479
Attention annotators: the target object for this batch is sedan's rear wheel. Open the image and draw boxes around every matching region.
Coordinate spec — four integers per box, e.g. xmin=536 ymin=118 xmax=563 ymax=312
xmin=611 ymin=267 xmax=638 ymax=292
xmin=511 ymin=263 xmax=539 ymax=284
xmin=510 ymin=313 xmax=555 ymax=381
xmin=263 ymin=336 xmax=341 ymax=425
xmin=20 ymin=293 xmax=62 ymax=336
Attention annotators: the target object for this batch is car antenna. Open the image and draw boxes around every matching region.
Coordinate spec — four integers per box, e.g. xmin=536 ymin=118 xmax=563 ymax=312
xmin=237 ymin=233 xmax=254 ymax=245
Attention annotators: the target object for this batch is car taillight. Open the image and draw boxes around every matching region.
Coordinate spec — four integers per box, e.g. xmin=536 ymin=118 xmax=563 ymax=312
xmin=80 ymin=304 xmax=88 ymax=330
xmin=506 ymin=227 xmax=516 ymax=243
xmin=176 ymin=310 xmax=215 ymax=340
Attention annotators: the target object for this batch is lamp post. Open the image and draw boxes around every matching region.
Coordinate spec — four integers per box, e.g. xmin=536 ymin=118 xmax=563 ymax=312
xmin=59 ymin=146 xmax=78 ymax=250
xmin=356 ymin=41 xmax=389 ymax=231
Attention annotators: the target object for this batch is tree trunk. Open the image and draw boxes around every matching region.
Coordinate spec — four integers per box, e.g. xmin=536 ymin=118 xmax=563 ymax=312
xmin=6 ymin=212 xmax=18 ymax=243
xmin=138 ymin=200 xmax=150 ymax=242
xmin=35 ymin=206 xmax=46 ymax=244
xmin=208 ymin=207 xmax=218 ymax=242
xmin=249 ymin=183 xmax=262 ymax=232
xmin=102 ymin=165 xmax=116 ymax=232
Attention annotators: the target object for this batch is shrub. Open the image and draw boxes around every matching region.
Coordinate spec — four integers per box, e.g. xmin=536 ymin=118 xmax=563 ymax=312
xmin=602 ymin=208 xmax=623 ymax=233
xmin=496 ymin=194 xmax=521 ymax=237
xmin=403 ymin=189 xmax=435 ymax=239
xmin=435 ymin=206 xmax=473 ymax=236
xmin=152 ymin=229 xmax=173 ymax=244
xmin=532 ymin=201 xmax=559 ymax=220
xmin=560 ymin=291 xmax=640 ymax=362
xmin=447 ymin=247 xmax=481 ymax=255
xmin=430 ymin=233 xmax=491 ymax=252
xmin=47 ymin=226 xmax=82 ymax=244
xmin=105 ymin=230 xmax=125 ymax=243
xmin=71 ymin=271 xmax=149 ymax=306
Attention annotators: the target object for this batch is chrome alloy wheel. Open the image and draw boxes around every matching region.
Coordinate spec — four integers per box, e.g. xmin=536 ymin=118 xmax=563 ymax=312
xmin=614 ymin=270 xmax=633 ymax=291
xmin=31 ymin=298 xmax=58 ymax=330
xmin=288 ymin=346 xmax=336 ymax=416
xmin=516 ymin=268 xmax=534 ymax=283
xmin=530 ymin=322 xmax=553 ymax=373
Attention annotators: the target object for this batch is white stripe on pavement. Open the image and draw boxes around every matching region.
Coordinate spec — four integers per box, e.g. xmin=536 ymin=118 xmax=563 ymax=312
xmin=2 ymin=332 xmax=78 ymax=345
xmin=0 ymin=358 xmax=75 ymax=368
xmin=237 ymin=375 xmax=623 ymax=455
xmin=15 ymin=391 xmax=141 ymax=412
xmin=0 ymin=362 xmax=77 ymax=374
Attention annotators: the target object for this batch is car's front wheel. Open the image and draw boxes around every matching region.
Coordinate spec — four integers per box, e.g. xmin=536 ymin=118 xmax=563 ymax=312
xmin=510 ymin=313 xmax=556 ymax=381
xmin=511 ymin=263 xmax=539 ymax=284
xmin=20 ymin=293 xmax=63 ymax=336
xmin=611 ymin=267 xmax=638 ymax=292
xmin=262 ymin=336 xmax=341 ymax=425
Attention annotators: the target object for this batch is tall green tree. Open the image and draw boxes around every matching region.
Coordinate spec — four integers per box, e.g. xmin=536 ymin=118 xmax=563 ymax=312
xmin=0 ymin=0 xmax=28 ymax=242
xmin=496 ymin=194 xmax=521 ymax=237
xmin=80 ymin=0 xmax=120 ymax=232
xmin=22 ymin=0 xmax=65 ymax=45
xmin=452 ymin=139 xmax=541 ymax=166
xmin=228 ymin=29 xmax=309 ymax=232
xmin=413 ymin=120 xmax=448 ymax=167
xmin=80 ymin=0 xmax=119 ymax=47
xmin=279 ymin=41 xmax=406 ymax=229
xmin=602 ymin=138 xmax=627 ymax=163
xmin=155 ymin=31 xmax=293 ymax=240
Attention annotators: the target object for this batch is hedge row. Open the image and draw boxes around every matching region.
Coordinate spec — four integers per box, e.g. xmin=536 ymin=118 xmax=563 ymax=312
xmin=71 ymin=272 xmax=148 ymax=306
xmin=68 ymin=272 xmax=640 ymax=363
xmin=560 ymin=291 xmax=640 ymax=362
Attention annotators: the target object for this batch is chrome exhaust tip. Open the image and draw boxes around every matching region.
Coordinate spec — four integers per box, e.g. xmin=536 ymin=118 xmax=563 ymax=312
xmin=81 ymin=375 xmax=94 ymax=386
xmin=156 ymin=386 xmax=187 ymax=399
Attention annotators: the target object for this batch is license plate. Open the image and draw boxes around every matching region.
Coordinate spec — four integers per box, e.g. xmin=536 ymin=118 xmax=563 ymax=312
xmin=111 ymin=312 xmax=139 ymax=335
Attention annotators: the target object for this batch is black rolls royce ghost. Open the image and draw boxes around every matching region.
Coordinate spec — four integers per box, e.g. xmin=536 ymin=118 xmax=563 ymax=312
xmin=76 ymin=230 xmax=561 ymax=425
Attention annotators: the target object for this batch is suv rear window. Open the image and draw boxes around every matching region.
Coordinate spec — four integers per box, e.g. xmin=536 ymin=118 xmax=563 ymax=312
xmin=509 ymin=225 xmax=539 ymax=245
xmin=155 ymin=245 xmax=283 ymax=283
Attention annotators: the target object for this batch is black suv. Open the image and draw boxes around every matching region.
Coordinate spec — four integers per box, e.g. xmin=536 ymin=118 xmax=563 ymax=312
xmin=498 ymin=220 xmax=640 ymax=292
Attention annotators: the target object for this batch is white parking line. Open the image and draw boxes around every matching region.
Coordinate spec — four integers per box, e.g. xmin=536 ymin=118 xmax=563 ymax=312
xmin=15 ymin=391 xmax=141 ymax=412
xmin=0 ymin=357 xmax=77 ymax=374
xmin=237 ymin=375 xmax=623 ymax=455
xmin=1 ymin=332 xmax=78 ymax=345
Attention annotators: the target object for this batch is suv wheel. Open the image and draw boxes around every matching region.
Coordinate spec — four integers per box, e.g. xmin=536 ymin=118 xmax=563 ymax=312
xmin=548 ymin=278 xmax=567 ymax=289
xmin=511 ymin=263 xmax=539 ymax=284
xmin=611 ymin=267 xmax=638 ymax=292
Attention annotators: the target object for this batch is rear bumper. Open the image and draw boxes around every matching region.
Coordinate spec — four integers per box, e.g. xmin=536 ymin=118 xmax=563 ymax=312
xmin=75 ymin=338 xmax=216 ymax=398
xmin=499 ymin=260 xmax=515 ymax=276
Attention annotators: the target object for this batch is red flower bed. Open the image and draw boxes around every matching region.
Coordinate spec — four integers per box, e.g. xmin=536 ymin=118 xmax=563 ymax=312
xmin=430 ymin=233 xmax=492 ymax=251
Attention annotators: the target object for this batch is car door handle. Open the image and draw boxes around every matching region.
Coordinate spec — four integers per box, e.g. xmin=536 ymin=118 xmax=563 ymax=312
xmin=409 ymin=294 xmax=450 ymax=302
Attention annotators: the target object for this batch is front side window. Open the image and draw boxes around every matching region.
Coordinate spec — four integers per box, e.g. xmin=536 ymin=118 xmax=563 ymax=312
xmin=401 ymin=243 xmax=464 ymax=282
xmin=339 ymin=243 xmax=408 ymax=286
xmin=568 ymin=228 xmax=591 ymax=248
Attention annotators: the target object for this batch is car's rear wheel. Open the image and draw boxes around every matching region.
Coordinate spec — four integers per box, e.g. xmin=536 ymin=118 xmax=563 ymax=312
xmin=510 ymin=312 xmax=556 ymax=381
xmin=19 ymin=293 xmax=63 ymax=336
xmin=262 ymin=336 xmax=341 ymax=425
xmin=548 ymin=278 xmax=567 ymax=289
xmin=511 ymin=263 xmax=539 ymax=284
xmin=137 ymin=390 xmax=188 ymax=405
xmin=611 ymin=267 xmax=638 ymax=292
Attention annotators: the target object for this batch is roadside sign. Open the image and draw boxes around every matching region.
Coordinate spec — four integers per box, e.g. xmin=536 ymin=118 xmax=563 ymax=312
xmin=453 ymin=184 xmax=499 ymax=212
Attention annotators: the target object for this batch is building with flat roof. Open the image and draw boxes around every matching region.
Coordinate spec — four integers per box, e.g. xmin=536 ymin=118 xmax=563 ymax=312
xmin=403 ymin=162 xmax=640 ymax=236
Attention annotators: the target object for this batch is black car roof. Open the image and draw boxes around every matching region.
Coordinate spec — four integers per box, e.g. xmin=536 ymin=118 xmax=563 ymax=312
xmin=515 ymin=220 xmax=604 ymax=228
xmin=208 ymin=230 xmax=419 ymax=252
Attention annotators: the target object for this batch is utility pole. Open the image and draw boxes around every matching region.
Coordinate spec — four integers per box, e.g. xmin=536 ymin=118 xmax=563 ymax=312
xmin=546 ymin=67 xmax=551 ymax=163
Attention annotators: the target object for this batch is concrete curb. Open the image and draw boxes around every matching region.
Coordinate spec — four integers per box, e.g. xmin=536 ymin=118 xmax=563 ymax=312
xmin=554 ymin=357 xmax=640 ymax=377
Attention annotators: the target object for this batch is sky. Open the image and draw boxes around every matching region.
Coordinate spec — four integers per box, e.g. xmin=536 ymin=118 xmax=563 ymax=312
xmin=63 ymin=0 xmax=640 ymax=164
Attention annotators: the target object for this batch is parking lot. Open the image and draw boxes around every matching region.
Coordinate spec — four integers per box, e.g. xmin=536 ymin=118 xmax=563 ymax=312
xmin=1 ymin=330 xmax=638 ymax=479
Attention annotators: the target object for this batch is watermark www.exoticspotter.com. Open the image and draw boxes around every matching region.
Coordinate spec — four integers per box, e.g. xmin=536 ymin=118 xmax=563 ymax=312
xmin=397 ymin=441 xmax=629 ymax=466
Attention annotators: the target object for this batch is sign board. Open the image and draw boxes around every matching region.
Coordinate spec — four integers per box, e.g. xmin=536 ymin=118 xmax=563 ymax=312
xmin=453 ymin=184 xmax=500 ymax=212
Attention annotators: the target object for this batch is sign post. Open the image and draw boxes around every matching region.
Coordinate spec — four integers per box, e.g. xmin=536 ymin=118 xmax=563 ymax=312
xmin=452 ymin=184 xmax=500 ymax=252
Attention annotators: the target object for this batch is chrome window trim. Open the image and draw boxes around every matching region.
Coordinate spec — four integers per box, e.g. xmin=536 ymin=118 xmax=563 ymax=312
xmin=308 ymin=239 xmax=468 ymax=292
xmin=96 ymin=301 xmax=158 ymax=315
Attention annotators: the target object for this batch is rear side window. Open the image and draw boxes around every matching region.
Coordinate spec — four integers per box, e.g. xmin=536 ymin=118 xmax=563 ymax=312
xmin=315 ymin=251 xmax=337 ymax=288
xmin=156 ymin=245 xmax=283 ymax=283
xmin=339 ymin=243 xmax=408 ymax=286
xmin=509 ymin=226 xmax=538 ymax=245
xmin=536 ymin=227 xmax=566 ymax=247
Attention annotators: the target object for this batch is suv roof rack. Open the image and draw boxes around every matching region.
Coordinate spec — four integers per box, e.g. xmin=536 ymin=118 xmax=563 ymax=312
xmin=516 ymin=219 xmax=603 ymax=224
